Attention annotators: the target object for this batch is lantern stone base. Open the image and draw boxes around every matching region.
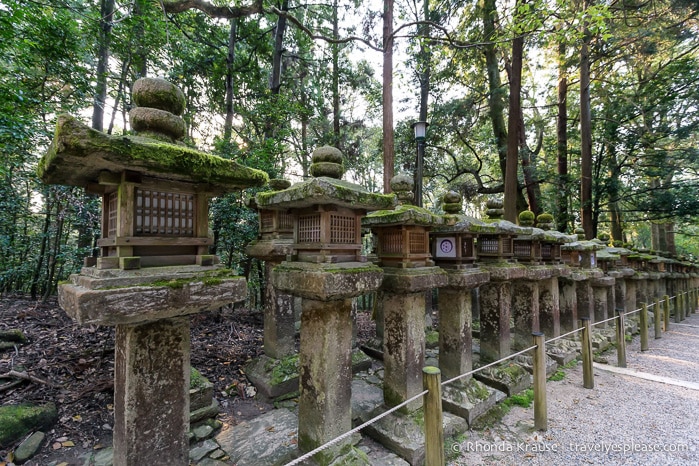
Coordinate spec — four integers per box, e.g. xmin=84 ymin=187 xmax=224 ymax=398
xmin=472 ymin=361 xmax=531 ymax=397
xmin=272 ymin=262 xmax=383 ymax=464
xmin=58 ymin=265 xmax=247 ymax=326
xmin=441 ymin=378 xmax=505 ymax=426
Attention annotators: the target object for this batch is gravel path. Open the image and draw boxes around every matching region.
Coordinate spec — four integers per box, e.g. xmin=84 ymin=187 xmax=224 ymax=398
xmin=450 ymin=313 xmax=699 ymax=465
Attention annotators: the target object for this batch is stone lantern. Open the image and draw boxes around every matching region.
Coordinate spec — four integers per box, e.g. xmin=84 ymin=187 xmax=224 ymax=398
xmin=37 ymin=77 xmax=268 ymax=466
xmin=513 ymin=211 xmax=542 ymax=264
xmin=261 ymin=146 xmax=393 ymax=463
xmin=475 ymin=198 xmax=517 ymax=262
xmin=362 ymin=174 xmax=447 ymax=413
xmin=430 ymin=190 xmax=486 ymax=269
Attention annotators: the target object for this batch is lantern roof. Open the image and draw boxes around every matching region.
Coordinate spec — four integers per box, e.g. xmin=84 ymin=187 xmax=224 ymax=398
xmin=38 ymin=115 xmax=268 ymax=194
xmin=256 ymin=176 xmax=395 ymax=211
xmin=363 ymin=204 xmax=444 ymax=227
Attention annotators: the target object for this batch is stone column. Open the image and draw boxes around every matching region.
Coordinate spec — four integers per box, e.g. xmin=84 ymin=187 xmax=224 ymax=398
xmin=576 ymin=280 xmax=594 ymax=322
xmin=297 ymin=297 xmax=353 ymax=457
xmin=559 ymin=277 xmax=578 ymax=333
xmin=262 ymin=260 xmax=295 ymax=359
xmin=479 ymin=280 xmax=512 ymax=363
xmin=539 ymin=275 xmax=561 ymax=338
xmin=437 ymin=270 xmax=489 ymax=381
xmin=512 ymin=280 xmax=540 ymax=349
xmin=272 ymin=262 xmax=383 ymax=462
xmin=625 ymin=278 xmax=638 ymax=315
xmin=114 ymin=318 xmax=190 ymax=465
xmin=592 ymin=277 xmax=614 ymax=328
xmin=381 ymin=268 xmax=447 ymax=411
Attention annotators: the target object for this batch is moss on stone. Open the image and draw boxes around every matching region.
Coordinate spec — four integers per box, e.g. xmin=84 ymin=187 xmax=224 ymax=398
xmin=190 ymin=367 xmax=207 ymax=390
xmin=425 ymin=330 xmax=440 ymax=346
xmin=0 ymin=403 xmax=58 ymax=447
xmin=38 ymin=114 xmax=268 ymax=191
xmin=266 ymin=354 xmax=300 ymax=385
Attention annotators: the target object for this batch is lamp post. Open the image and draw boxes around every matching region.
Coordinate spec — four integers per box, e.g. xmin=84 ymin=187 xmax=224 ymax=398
xmin=412 ymin=121 xmax=428 ymax=207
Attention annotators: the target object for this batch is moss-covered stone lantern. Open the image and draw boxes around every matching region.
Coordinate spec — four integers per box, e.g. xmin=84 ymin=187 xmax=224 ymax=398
xmin=37 ymin=77 xmax=268 ymax=466
xmin=430 ymin=190 xmax=490 ymax=269
xmin=261 ymin=147 xmax=393 ymax=462
xmin=476 ymin=198 xmax=519 ymax=261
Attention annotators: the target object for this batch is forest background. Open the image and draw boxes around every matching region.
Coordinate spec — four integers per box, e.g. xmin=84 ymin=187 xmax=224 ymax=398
xmin=1 ymin=0 xmax=699 ymax=306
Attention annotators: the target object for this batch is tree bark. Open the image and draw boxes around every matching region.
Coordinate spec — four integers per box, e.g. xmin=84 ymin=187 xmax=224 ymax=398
xmin=332 ymin=0 xmax=341 ymax=147
xmin=92 ymin=0 xmax=115 ymax=132
xmin=382 ymin=0 xmax=395 ymax=193
xmin=556 ymin=41 xmax=569 ymax=232
xmin=504 ymin=6 xmax=524 ymax=223
xmin=223 ymin=19 xmax=238 ymax=143
xmin=580 ymin=0 xmax=593 ymax=239
xmin=482 ymin=0 xmax=508 ymax=178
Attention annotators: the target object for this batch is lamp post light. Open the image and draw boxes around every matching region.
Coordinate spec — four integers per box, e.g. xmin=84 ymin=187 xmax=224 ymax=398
xmin=412 ymin=120 xmax=428 ymax=207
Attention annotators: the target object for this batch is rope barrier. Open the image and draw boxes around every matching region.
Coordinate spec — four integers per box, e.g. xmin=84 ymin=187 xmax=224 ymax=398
xmin=545 ymin=327 xmax=583 ymax=345
xmin=441 ymin=345 xmax=537 ymax=387
xmin=284 ymin=389 xmax=429 ymax=466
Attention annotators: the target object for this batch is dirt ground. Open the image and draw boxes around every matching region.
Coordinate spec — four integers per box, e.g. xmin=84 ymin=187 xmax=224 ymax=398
xmin=0 ymin=293 xmax=377 ymax=465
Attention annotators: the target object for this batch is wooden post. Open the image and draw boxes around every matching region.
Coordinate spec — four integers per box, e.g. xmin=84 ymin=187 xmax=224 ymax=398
xmin=678 ymin=293 xmax=684 ymax=322
xmin=532 ymin=332 xmax=547 ymax=431
xmin=581 ymin=317 xmax=594 ymax=389
xmin=654 ymin=299 xmax=661 ymax=339
xmin=664 ymin=295 xmax=670 ymax=330
xmin=640 ymin=302 xmax=648 ymax=351
xmin=616 ymin=309 xmax=627 ymax=368
xmin=423 ymin=366 xmax=445 ymax=466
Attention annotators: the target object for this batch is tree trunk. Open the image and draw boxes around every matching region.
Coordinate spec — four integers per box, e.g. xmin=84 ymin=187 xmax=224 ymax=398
xmin=92 ymin=0 xmax=115 ymax=132
xmin=481 ymin=0 xmax=508 ymax=179
xmin=504 ymin=5 xmax=524 ymax=223
xmin=133 ymin=0 xmax=148 ymax=78
xmin=270 ymin=0 xmax=288 ymax=96
xmin=382 ymin=0 xmax=395 ymax=193
xmin=332 ymin=0 xmax=341 ymax=147
xmin=556 ymin=41 xmax=569 ymax=232
xmin=415 ymin=0 xmax=430 ymax=206
xmin=580 ymin=0 xmax=593 ymax=239
xmin=223 ymin=19 xmax=238 ymax=143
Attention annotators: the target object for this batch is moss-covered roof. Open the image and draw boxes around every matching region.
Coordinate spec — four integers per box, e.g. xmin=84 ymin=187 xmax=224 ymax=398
xmin=561 ymin=240 xmax=607 ymax=252
xmin=481 ymin=219 xmax=532 ymax=236
xmin=363 ymin=204 xmax=444 ymax=227
xmin=38 ymin=114 xmax=268 ymax=193
xmin=596 ymin=248 xmax=620 ymax=261
xmin=256 ymin=176 xmax=395 ymax=211
xmin=433 ymin=214 xmax=499 ymax=234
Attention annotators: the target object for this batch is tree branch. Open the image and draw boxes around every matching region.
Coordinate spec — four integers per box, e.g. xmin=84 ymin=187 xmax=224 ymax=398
xmin=161 ymin=0 xmax=263 ymax=18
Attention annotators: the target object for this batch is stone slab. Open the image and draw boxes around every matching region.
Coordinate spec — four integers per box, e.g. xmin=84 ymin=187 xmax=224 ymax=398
xmin=59 ymin=271 xmax=247 ymax=325
xmin=216 ymin=409 xmax=299 ymax=466
xmin=472 ymin=362 xmax=531 ymax=396
xmin=272 ymin=262 xmax=383 ymax=301
xmin=442 ymin=378 xmax=505 ymax=426
xmin=380 ymin=267 xmax=448 ymax=293
xmin=360 ymin=407 xmax=467 ymax=465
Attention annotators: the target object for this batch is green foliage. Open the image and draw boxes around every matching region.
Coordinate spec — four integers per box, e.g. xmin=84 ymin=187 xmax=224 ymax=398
xmin=503 ymin=389 xmax=535 ymax=408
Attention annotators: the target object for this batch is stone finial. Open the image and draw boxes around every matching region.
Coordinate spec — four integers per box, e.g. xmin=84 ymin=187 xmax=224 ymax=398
xmin=442 ymin=190 xmax=462 ymax=214
xmin=574 ymin=227 xmax=585 ymax=240
xmin=485 ymin=197 xmax=504 ymax=220
xmin=536 ymin=213 xmax=554 ymax=230
xmin=598 ymin=232 xmax=610 ymax=244
xmin=129 ymin=77 xmax=186 ymax=142
xmin=518 ymin=210 xmax=535 ymax=227
xmin=268 ymin=178 xmax=291 ymax=191
xmin=390 ymin=172 xmax=414 ymax=205
xmin=310 ymin=146 xmax=344 ymax=179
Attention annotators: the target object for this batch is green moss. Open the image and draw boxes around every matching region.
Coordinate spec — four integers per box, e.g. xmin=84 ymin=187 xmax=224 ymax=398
xmin=266 ymin=354 xmax=300 ymax=385
xmin=190 ymin=367 xmax=208 ymax=390
xmin=471 ymin=403 xmax=510 ymax=430
xmin=0 ymin=403 xmax=58 ymax=447
xmin=548 ymin=370 xmax=566 ymax=382
xmin=504 ymin=388 xmax=534 ymax=408
xmin=410 ymin=407 xmax=425 ymax=428
xmin=425 ymin=330 xmax=439 ymax=346
xmin=464 ymin=378 xmax=491 ymax=400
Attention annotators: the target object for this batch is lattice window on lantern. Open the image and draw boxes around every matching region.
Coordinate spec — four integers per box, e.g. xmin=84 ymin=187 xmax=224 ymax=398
xmin=279 ymin=212 xmax=294 ymax=231
xmin=542 ymin=243 xmax=552 ymax=259
xmin=330 ymin=214 xmax=356 ymax=244
xmin=533 ymin=243 xmax=541 ymax=257
xmin=382 ymin=231 xmax=403 ymax=254
xmin=136 ymin=189 xmax=194 ymax=236
xmin=479 ymin=236 xmax=499 ymax=254
xmin=298 ymin=214 xmax=321 ymax=243
xmin=409 ymin=231 xmax=426 ymax=254
xmin=514 ymin=241 xmax=531 ymax=257
xmin=107 ymin=192 xmax=118 ymax=238
xmin=502 ymin=237 xmax=513 ymax=255
xmin=260 ymin=211 xmax=275 ymax=232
